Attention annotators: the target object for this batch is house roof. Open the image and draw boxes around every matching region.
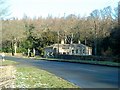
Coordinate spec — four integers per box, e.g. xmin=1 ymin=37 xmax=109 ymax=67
xmin=44 ymin=43 xmax=91 ymax=49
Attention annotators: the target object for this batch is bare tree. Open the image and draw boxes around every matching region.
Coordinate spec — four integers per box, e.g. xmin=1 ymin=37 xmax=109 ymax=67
xmin=0 ymin=0 xmax=9 ymax=19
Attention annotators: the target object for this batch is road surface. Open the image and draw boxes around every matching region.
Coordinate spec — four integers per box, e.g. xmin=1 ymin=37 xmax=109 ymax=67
xmin=4 ymin=56 xmax=119 ymax=88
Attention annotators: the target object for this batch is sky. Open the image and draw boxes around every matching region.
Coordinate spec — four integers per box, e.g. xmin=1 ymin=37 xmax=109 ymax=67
xmin=8 ymin=0 xmax=119 ymax=19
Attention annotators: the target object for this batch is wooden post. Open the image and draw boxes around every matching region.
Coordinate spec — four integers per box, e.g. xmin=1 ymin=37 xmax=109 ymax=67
xmin=11 ymin=39 xmax=14 ymax=56
xmin=57 ymin=31 xmax=59 ymax=55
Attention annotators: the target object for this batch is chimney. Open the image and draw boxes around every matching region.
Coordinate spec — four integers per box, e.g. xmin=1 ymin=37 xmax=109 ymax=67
xmin=61 ymin=39 xmax=64 ymax=44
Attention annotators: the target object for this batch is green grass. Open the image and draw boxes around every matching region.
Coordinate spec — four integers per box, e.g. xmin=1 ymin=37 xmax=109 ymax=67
xmin=1 ymin=60 xmax=79 ymax=88
xmin=0 ymin=60 xmax=19 ymax=66
xmin=15 ymin=65 xmax=79 ymax=88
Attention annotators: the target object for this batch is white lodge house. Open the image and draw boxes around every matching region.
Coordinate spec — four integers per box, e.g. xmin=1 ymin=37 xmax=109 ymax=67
xmin=44 ymin=40 xmax=92 ymax=57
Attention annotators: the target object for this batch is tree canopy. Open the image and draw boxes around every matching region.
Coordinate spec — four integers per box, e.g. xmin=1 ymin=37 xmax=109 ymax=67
xmin=1 ymin=5 xmax=119 ymax=57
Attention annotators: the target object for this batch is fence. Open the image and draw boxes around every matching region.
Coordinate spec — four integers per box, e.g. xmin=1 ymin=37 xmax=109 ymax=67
xmin=0 ymin=65 xmax=16 ymax=88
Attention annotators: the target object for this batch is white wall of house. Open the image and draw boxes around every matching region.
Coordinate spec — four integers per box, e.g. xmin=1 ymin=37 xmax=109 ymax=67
xmin=44 ymin=43 xmax=92 ymax=57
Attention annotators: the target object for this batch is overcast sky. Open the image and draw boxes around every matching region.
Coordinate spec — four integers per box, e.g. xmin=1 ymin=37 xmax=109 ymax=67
xmin=8 ymin=0 xmax=119 ymax=19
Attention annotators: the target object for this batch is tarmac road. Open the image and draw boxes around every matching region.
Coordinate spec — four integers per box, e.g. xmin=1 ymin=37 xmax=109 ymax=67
xmin=4 ymin=56 xmax=119 ymax=88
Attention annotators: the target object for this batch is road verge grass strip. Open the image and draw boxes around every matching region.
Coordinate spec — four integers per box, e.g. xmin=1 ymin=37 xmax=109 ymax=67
xmin=38 ymin=58 xmax=119 ymax=67
xmin=15 ymin=65 xmax=79 ymax=88
xmin=0 ymin=60 xmax=19 ymax=66
xmin=1 ymin=60 xmax=79 ymax=88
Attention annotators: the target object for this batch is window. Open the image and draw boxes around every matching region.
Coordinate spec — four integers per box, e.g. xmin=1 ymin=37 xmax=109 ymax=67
xmin=53 ymin=48 xmax=57 ymax=53
xmin=72 ymin=50 xmax=74 ymax=54
xmin=83 ymin=48 xmax=85 ymax=54
xmin=63 ymin=52 xmax=66 ymax=54
xmin=79 ymin=49 xmax=82 ymax=54
xmin=76 ymin=49 xmax=78 ymax=54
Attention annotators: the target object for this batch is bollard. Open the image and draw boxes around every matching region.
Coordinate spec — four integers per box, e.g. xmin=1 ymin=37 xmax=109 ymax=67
xmin=1 ymin=52 xmax=5 ymax=62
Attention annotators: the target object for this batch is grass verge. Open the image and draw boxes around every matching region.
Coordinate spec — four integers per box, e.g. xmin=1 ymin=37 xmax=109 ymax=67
xmin=16 ymin=65 xmax=79 ymax=88
xmin=1 ymin=60 xmax=79 ymax=88
xmin=38 ymin=58 xmax=119 ymax=67
xmin=0 ymin=60 xmax=19 ymax=66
